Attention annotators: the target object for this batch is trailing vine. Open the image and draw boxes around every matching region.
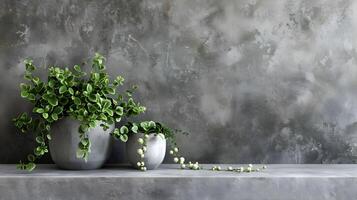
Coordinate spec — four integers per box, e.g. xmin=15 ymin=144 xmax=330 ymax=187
xmin=171 ymin=146 xmax=267 ymax=172
xmin=136 ymin=133 xmax=148 ymax=171
xmin=169 ymin=143 xmax=266 ymax=172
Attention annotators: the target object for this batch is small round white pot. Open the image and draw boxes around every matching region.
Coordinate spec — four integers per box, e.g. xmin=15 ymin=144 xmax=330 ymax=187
xmin=126 ymin=133 xmax=166 ymax=170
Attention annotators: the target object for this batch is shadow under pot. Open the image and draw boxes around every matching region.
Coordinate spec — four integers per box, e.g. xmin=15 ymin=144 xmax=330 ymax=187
xmin=49 ymin=117 xmax=114 ymax=170
xmin=126 ymin=133 xmax=166 ymax=170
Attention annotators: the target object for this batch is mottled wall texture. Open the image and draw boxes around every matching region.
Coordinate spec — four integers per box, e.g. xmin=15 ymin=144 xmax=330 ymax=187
xmin=1 ymin=0 xmax=357 ymax=164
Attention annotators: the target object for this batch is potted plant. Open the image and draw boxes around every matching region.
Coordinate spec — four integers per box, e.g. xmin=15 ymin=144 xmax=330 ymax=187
xmin=13 ymin=53 xmax=145 ymax=170
xmin=115 ymin=121 xmax=268 ymax=172
xmin=112 ymin=121 xmax=186 ymax=170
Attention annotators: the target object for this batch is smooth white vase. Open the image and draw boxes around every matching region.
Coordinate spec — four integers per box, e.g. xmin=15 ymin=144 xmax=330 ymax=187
xmin=126 ymin=133 xmax=166 ymax=170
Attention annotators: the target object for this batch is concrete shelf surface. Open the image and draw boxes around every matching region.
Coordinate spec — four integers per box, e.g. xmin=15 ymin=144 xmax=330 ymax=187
xmin=0 ymin=164 xmax=356 ymax=200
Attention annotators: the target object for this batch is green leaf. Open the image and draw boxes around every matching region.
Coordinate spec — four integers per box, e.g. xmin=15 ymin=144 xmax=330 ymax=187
xmin=88 ymin=94 xmax=97 ymax=102
xmin=105 ymin=109 xmax=113 ymax=116
xmin=120 ymin=126 xmax=129 ymax=134
xmin=112 ymin=99 xmax=118 ymax=105
xmin=113 ymin=128 xmax=120 ymax=135
xmin=59 ymin=98 xmax=69 ymax=105
xmin=95 ymin=93 xmax=101 ymax=102
xmin=27 ymin=94 xmax=35 ymax=101
xmin=77 ymin=115 xmax=84 ymax=121
xmin=106 ymin=87 xmax=115 ymax=95
xmin=89 ymin=121 xmax=97 ymax=128
xmin=73 ymin=97 xmax=81 ymax=105
xmin=20 ymin=83 xmax=28 ymax=90
xmin=131 ymin=125 xmax=138 ymax=133
xmin=34 ymin=146 xmax=47 ymax=156
xmin=35 ymin=82 xmax=44 ymax=93
xmin=92 ymin=73 xmax=100 ymax=82
xmin=148 ymin=121 xmax=156 ymax=128
xmin=32 ymin=77 xmax=40 ymax=84
xmin=92 ymin=53 xmax=106 ymax=71
xmin=115 ymin=106 xmax=123 ymax=115
xmin=20 ymin=90 xmax=29 ymax=98
xmin=79 ymin=108 xmax=88 ymax=116
xmin=53 ymin=106 xmax=63 ymax=114
xmin=57 ymin=74 xmax=64 ymax=81
xmin=59 ymin=85 xmax=67 ymax=94
xmin=76 ymin=149 xmax=85 ymax=158
xmin=51 ymin=113 xmax=58 ymax=121
xmin=74 ymin=65 xmax=81 ymax=72
xmin=68 ymin=87 xmax=74 ymax=95
xmin=16 ymin=163 xmax=25 ymax=170
xmin=35 ymin=108 xmax=45 ymax=114
xmin=86 ymin=84 xmax=93 ymax=93
xmin=27 ymin=154 xmax=35 ymax=162
xmin=79 ymin=124 xmax=89 ymax=133
xmin=66 ymin=75 xmax=74 ymax=85
xmin=140 ymin=122 xmax=149 ymax=131
xmin=42 ymin=93 xmax=50 ymax=101
xmin=99 ymin=113 xmax=107 ymax=121
xmin=42 ymin=113 xmax=49 ymax=119
xmin=126 ymin=91 xmax=132 ymax=97
xmin=47 ymin=96 xmax=58 ymax=106
xmin=114 ymin=76 xmax=124 ymax=85
xmin=120 ymin=134 xmax=128 ymax=142
xmin=88 ymin=104 xmax=97 ymax=113
xmin=48 ymin=80 xmax=55 ymax=88
xmin=35 ymin=136 xmax=44 ymax=144
xmin=26 ymin=162 xmax=36 ymax=171
xmin=103 ymin=100 xmax=111 ymax=109
xmin=24 ymin=73 xmax=32 ymax=80
xmin=80 ymin=138 xmax=89 ymax=146
xmin=24 ymin=59 xmax=35 ymax=72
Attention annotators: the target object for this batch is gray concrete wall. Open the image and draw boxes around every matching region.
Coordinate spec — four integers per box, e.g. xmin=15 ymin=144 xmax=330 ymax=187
xmin=1 ymin=0 xmax=357 ymax=164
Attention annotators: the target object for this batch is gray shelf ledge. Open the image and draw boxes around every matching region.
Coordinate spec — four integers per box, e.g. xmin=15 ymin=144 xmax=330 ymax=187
xmin=0 ymin=164 xmax=356 ymax=200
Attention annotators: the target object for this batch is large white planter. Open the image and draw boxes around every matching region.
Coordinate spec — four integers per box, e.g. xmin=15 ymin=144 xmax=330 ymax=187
xmin=49 ymin=117 xmax=114 ymax=170
xmin=126 ymin=133 xmax=166 ymax=170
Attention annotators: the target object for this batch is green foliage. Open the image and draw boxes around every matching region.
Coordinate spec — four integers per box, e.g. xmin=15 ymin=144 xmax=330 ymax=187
xmin=112 ymin=121 xmax=188 ymax=146
xmin=13 ymin=53 xmax=146 ymax=171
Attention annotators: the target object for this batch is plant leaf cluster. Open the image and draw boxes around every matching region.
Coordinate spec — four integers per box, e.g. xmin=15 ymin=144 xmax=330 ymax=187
xmin=113 ymin=121 xmax=188 ymax=147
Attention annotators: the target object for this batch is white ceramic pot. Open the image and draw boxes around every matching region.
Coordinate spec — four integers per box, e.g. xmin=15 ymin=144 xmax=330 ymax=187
xmin=49 ymin=117 xmax=114 ymax=170
xmin=126 ymin=133 xmax=166 ymax=170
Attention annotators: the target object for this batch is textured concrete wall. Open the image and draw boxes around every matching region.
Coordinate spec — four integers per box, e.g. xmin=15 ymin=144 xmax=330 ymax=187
xmin=1 ymin=0 xmax=357 ymax=164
